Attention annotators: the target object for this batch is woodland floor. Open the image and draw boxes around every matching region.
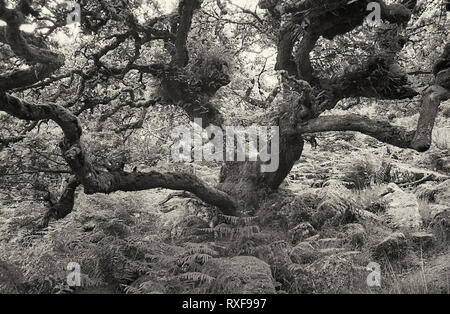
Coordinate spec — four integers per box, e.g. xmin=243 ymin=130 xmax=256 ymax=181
xmin=0 ymin=124 xmax=449 ymax=294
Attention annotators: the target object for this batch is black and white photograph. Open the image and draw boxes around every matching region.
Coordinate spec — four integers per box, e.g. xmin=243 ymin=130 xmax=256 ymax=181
xmin=0 ymin=0 xmax=449 ymax=300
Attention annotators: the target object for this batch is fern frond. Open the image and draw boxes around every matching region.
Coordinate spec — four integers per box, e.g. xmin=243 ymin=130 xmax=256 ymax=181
xmin=288 ymin=263 xmax=304 ymax=273
xmin=200 ymin=225 xmax=234 ymax=239
xmin=184 ymin=247 xmax=218 ymax=257
xmin=220 ymin=214 xmax=258 ymax=226
xmin=178 ymin=253 xmax=212 ymax=266
xmin=177 ymin=272 xmax=215 ymax=284
xmin=122 ymin=284 xmax=142 ymax=294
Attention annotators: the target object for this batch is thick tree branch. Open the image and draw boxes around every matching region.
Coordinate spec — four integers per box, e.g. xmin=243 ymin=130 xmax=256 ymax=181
xmin=0 ymin=93 xmax=82 ymax=143
xmin=411 ymin=42 xmax=450 ymax=151
xmin=88 ymin=171 xmax=237 ymax=215
xmin=284 ymin=0 xmax=413 ymax=40
xmin=298 ymin=114 xmax=416 ymax=149
xmin=295 ymin=31 xmax=319 ymax=82
xmin=174 ymin=0 xmax=202 ymax=67
xmin=0 ymin=1 xmax=65 ymax=91
xmin=299 ymin=40 xmax=450 ymax=150
xmin=299 ymin=81 xmax=449 ymax=153
xmin=411 ymin=85 xmax=450 ymax=151
xmin=0 ymin=64 xmax=64 ymax=91
xmin=0 ymin=92 xmax=237 ymax=217
xmin=41 ymin=177 xmax=79 ymax=228
xmin=275 ymin=24 xmax=298 ymax=77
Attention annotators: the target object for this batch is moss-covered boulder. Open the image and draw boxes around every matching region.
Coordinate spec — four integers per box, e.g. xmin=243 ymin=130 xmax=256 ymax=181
xmin=202 ymin=256 xmax=275 ymax=294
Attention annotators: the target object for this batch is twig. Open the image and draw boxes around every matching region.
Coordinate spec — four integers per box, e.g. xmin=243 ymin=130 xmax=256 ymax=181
xmin=399 ymin=174 xmax=435 ymax=188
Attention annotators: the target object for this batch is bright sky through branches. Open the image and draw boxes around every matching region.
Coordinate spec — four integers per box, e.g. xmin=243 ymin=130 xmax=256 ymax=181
xmin=161 ymin=0 xmax=259 ymax=12
xmin=0 ymin=0 xmax=261 ymax=33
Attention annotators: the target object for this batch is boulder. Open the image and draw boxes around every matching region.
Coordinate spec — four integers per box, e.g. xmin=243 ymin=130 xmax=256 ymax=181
xmin=430 ymin=209 xmax=450 ymax=244
xmin=202 ymin=256 xmax=275 ymax=294
xmin=290 ymin=190 xmax=320 ymax=213
xmin=288 ymin=222 xmax=316 ymax=245
xmin=253 ymin=241 xmax=293 ymax=287
xmin=372 ymin=232 xmax=408 ymax=261
xmin=253 ymin=241 xmax=291 ymax=268
xmin=342 ymin=223 xmax=366 ymax=248
xmin=315 ymin=238 xmax=343 ymax=249
xmin=295 ymin=251 xmax=367 ymax=293
xmin=311 ymin=202 xmax=343 ymax=229
xmin=99 ymin=220 xmax=130 ymax=239
xmin=89 ymin=231 xmax=105 ymax=243
xmin=130 ymin=274 xmax=167 ymax=294
xmin=433 ymin=180 xmax=450 ymax=206
xmin=289 ymin=242 xmax=320 ymax=264
xmin=380 ymin=183 xmax=422 ymax=228
xmin=364 ymin=201 xmax=386 ymax=214
xmin=416 ymin=180 xmax=450 ymax=205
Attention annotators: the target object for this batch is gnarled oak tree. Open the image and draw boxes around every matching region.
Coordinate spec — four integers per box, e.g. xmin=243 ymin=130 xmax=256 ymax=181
xmin=0 ymin=0 xmax=449 ymax=226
